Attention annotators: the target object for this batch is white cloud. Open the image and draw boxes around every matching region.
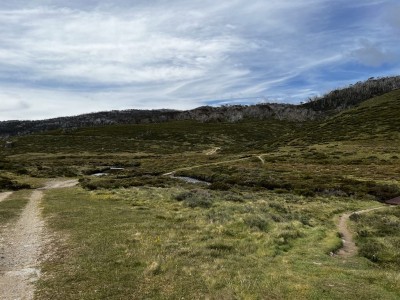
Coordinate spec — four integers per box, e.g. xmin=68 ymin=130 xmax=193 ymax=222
xmin=352 ymin=40 xmax=395 ymax=67
xmin=0 ymin=1 xmax=399 ymax=120
xmin=0 ymin=92 xmax=30 ymax=113
xmin=386 ymin=4 xmax=400 ymax=31
xmin=0 ymin=8 xmax=249 ymax=85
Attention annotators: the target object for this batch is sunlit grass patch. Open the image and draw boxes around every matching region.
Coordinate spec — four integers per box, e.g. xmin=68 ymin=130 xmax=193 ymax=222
xmin=36 ymin=187 xmax=400 ymax=299
xmin=351 ymin=207 xmax=400 ymax=268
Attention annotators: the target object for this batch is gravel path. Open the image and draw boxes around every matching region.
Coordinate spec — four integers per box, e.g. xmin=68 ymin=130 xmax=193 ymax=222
xmin=40 ymin=179 xmax=79 ymax=190
xmin=0 ymin=190 xmax=44 ymax=300
xmin=0 ymin=179 xmax=78 ymax=300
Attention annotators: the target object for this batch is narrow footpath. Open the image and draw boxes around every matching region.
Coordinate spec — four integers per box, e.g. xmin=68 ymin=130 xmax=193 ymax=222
xmin=337 ymin=206 xmax=392 ymax=257
xmin=0 ymin=179 xmax=78 ymax=300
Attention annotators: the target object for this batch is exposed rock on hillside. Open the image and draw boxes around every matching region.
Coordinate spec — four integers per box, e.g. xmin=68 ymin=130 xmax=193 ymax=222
xmin=0 ymin=104 xmax=316 ymax=138
xmin=1 ymin=76 xmax=399 ymax=138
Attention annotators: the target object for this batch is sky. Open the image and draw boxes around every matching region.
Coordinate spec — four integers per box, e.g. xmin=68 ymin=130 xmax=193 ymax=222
xmin=0 ymin=0 xmax=399 ymax=121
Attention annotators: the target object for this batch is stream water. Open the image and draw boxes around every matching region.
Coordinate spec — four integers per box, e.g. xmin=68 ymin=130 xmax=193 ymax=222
xmin=169 ymin=175 xmax=211 ymax=185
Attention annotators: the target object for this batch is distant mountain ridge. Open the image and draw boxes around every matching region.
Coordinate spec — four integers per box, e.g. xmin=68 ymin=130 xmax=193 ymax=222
xmin=0 ymin=104 xmax=317 ymax=138
xmin=1 ymin=76 xmax=399 ymax=138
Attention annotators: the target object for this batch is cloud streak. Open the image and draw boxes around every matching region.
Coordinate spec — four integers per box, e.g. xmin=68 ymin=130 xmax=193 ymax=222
xmin=0 ymin=0 xmax=399 ymax=120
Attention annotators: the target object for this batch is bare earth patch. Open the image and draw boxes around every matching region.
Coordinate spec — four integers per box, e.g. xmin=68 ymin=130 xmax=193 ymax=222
xmin=40 ymin=179 xmax=79 ymax=190
xmin=205 ymin=147 xmax=221 ymax=155
xmin=0 ymin=180 xmax=78 ymax=300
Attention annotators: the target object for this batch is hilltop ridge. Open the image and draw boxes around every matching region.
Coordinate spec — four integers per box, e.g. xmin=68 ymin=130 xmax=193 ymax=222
xmin=1 ymin=76 xmax=399 ymax=138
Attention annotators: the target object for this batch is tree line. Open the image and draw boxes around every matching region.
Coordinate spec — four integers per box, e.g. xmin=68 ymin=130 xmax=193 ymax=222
xmin=302 ymin=76 xmax=400 ymax=111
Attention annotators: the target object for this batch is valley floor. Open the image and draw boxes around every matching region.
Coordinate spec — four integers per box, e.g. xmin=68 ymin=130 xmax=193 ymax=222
xmin=1 ymin=181 xmax=398 ymax=299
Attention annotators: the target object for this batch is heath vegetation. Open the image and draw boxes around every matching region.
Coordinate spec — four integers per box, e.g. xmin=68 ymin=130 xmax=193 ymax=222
xmin=0 ymin=79 xmax=399 ymax=299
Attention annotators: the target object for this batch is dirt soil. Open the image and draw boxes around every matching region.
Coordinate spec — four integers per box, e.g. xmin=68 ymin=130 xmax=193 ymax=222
xmin=39 ymin=179 xmax=79 ymax=190
xmin=0 ymin=179 xmax=78 ymax=300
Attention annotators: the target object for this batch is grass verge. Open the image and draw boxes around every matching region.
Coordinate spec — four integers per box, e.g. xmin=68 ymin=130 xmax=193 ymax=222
xmin=0 ymin=190 xmax=30 ymax=225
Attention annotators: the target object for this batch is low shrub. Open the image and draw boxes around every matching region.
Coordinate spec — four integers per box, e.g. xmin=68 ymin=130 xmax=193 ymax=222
xmin=206 ymin=242 xmax=234 ymax=252
xmin=367 ymin=183 xmax=400 ymax=201
xmin=244 ymin=215 xmax=269 ymax=231
xmin=0 ymin=176 xmax=31 ymax=191
xmin=209 ymin=182 xmax=231 ymax=191
xmin=175 ymin=189 xmax=214 ymax=208
xmin=359 ymin=239 xmax=383 ymax=262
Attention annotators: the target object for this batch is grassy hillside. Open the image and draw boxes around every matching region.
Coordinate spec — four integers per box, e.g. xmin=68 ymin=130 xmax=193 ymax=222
xmin=0 ymin=90 xmax=399 ymax=299
xmin=0 ymin=118 xmax=299 ymax=182
xmin=1 ymin=91 xmax=399 ymax=197
xmin=292 ymin=89 xmax=400 ymax=145
xmin=2 ymin=119 xmax=298 ymax=155
xmin=166 ymin=91 xmax=400 ymax=201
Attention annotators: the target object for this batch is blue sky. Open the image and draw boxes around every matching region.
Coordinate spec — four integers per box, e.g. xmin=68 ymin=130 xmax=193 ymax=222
xmin=0 ymin=0 xmax=399 ymax=120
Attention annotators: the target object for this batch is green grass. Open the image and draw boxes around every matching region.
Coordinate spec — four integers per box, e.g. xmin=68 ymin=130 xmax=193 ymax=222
xmin=288 ymin=90 xmax=400 ymax=145
xmin=3 ymin=119 xmax=297 ymax=156
xmin=36 ymin=187 xmax=400 ymax=299
xmin=174 ymin=151 xmax=400 ymax=200
xmin=0 ymin=190 xmax=30 ymax=225
xmin=350 ymin=207 xmax=400 ymax=268
xmin=0 ymin=90 xmax=398 ymax=298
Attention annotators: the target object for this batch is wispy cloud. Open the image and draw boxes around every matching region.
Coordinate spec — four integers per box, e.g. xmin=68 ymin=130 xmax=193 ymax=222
xmin=0 ymin=0 xmax=399 ymax=120
xmin=352 ymin=40 xmax=395 ymax=67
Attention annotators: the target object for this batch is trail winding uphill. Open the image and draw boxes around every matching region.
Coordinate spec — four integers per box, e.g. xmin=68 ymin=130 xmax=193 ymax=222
xmin=336 ymin=206 xmax=393 ymax=258
xmin=162 ymin=155 xmax=260 ymax=177
xmin=0 ymin=179 xmax=78 ymax=300
xmin=257 ymin=155 xmax=265 ymax=164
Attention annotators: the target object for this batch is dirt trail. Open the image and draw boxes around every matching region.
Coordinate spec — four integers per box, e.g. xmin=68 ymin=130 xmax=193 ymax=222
xmin=0 ymin=179 xmax=78 ymax=300
xmin=163 ymin=150 xmax=271 ymax=177
xmin=205 ymin=147 xmax=221 ymax=155
xmin=162 ymin=156 xmax=253 ymax=177
xmin=257 ymin=155 xmax=265 ymax=164
xmin=0 ymin=192 xmax=13 ymax=203
xmin=39 ymin=179 xmax=79 ymax=190
xmin=337 ymin=206 xmax=391 ymax=257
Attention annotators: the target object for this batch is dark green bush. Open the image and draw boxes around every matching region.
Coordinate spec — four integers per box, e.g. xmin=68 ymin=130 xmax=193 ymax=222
xmin=359 ymin=239 xmax=383 ymax=262
xmin=209 ymin=182 xmax=231 ymax=191
xmin=244 ymin=215 xmax=269 ymax=231
xmin=0 ymin=176 xmax=30 ymax=191
xmin=206 ymin=243 xmax=234 ymax=252
xmin=175 ymin=189 xmax=213 ymax=208
xmin=367 ymin=184 xmax=400 ymax=201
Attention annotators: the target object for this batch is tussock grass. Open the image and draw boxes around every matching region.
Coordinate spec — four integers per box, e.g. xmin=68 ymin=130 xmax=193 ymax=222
xmin=37 ymin=187 xmax=400 ymax=299
xmin=351 ymin=207 xmax=400 ymax=268
xmin=0 ymin=90 xmax=398 ymax=298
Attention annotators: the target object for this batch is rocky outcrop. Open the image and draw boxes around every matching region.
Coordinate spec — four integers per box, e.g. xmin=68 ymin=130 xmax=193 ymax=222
xmin=0 ymin=104 xmax=318 ymax=138
xmin=1 ymin=76 xmax=399 ymax=138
